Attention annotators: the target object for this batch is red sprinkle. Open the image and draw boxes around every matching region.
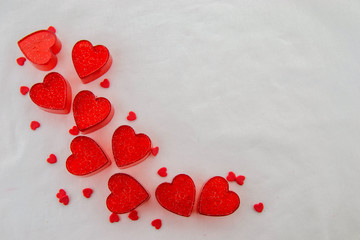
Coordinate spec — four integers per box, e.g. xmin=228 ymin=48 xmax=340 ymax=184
xmin=56 ymin=189 xmax=66 ymax=199
xmin=100 ymin=79 xmax=110 ymax=88
xmin=69 ymin=126 xmax=79 ymax=136
xmin=30 ymin=121 xmax=40 ymax=130
xmin=47 ymin=26 xmax=56 ymax=33
xmin=254 ymin=202 xmax=264 ymax=213
xmin=109 ymin=213 xmax=120 ymax=223
xmin=235 ymin=175 xmax=245 ymax=185
xmin=20 ymin=86 xmax=29 ymax=95
xmin=157 ymin=167 xmax=167 ymax=177
xmin=83 ymin=188 xmax=93 ymax=198
xmin=16 ymin=57 xmax=26 ymax=66
xmin=151 ymin=219 xmax=162 ymax=230
xmin=128 ymin=210 xmax=139 ymax=221
xmin=151 ymin=147 xmax=159 ymax=156
xmin=47 ymin=154 xmax=57 ymax=164
xmin=126 ymin=111 xmax=137 ymax=121
xmin=59 ymin=195 xmax=69 ymax=205
xmin=226 ymin=171 xmax=236 ymax=182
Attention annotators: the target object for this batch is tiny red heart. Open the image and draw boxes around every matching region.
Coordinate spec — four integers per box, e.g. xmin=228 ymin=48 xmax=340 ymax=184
xmin=254 ymin=202 xmax=264 ymax=213
xmin=126 ymin=111 xmax=136 ymax=121
xmin=157 ymin=167 xmax=167 ymax=177
xmin=151 ymin=147 xmax=159 ymax=156
xmin=17 ymin=57 xmax=26 ymax=66
xmin=30 ymin=121 xmax=40 ymax=130
xmin=69 ymin=126 xmax=79 ymax=136
xmin=151 ymin=219 xmax=162 ymax=230
xmin=83 ymin=188 xmax=93 ymax=198
xmin=109 ymin=213 xmax=120 ymax=223
xmin=20 ymin=86 xmax=29 ymax=95
xmin=47 ymin=154 xmax=57 ymax=164
xmin=59 ymin=195 xmax=69 ymax=205
xmin=226 ymin=171 xmax=236 ymax=182
xmin=56 ymin=189 xmax=66 ymax=199
xmin=47 ymin=26 xmax=56 ymax=33
xmin=236 ymin=175 xmax=245 ymax=185
xmin=100 ymin=79 xmax=110 ymax=88
xmin=128 ymin=210 xmax=139 ymax=221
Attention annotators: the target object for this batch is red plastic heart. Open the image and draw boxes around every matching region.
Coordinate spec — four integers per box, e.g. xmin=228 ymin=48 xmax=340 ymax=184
xmin=198 ymin=176 xmax=240 ymax=216
xmin=157 ymin=167 xmax=167 ymax=177
xmin=73 ymin=90 xmax=114 ymax=133
xmin=155 ymin=174 xmax=195 ymax=217
xmin=106 ymin=173 xmax=149 ymax=214
xmin=151 ymin=219 xmax=162 ymax=230
xmin=18 ymin=30 xmax=61 ymax=71
xmin=126 ymin=111 xmax=136 ymax=121
xmin=72 ymin=40 xmax=112 ymax=84
xmin=83 ymin=188 xmax=93 ymax=198
xmin=66 ymin=136 xmax=111 ymax=176
xmin=29 ymin=72 xmax=71 ymax=114
xmin=128 ymin=210 xmax=139 ymax=221
xmin=112 ymin=125 xmax=152 ymax=168
xmin=254 ymin=202 xmax=264 ymax=213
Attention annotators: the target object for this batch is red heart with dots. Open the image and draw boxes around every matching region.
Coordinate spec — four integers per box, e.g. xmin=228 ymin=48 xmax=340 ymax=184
xmin=112 ymin=125 xmax=152 ymax=168
xmin=73 ymin=90 xmax=114 ymax=134
xmin=29 ymin=72 xmax=72 ymax=114
xmin=66 ymin=136 xmax=111 ymax=176
xmin=106 ymin=173 xmax=149 ymax=214
xmin=72 ymin=40 xmax=112 ymax=84
xmin=155 ymin=174 xmax=196 ymax=217
xmin=18 ymin=30 xmax=61 ymax=71
xmin=198 ymin=176 xmax=240 ymax=216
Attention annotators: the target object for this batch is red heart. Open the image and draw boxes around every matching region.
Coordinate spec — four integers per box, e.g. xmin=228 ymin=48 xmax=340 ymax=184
xmin=56 ymin=189 xmax=66 ymax=199
xmin=157 ymin=167 xmax=167 ymax=177
xmin=83 ymin=188 xmax=93 ymax=198
xmin=236 ymin=175 xmax=245 ymax=185
xmin=106 ymin=173 xmax=149 ymax=214
xmin=30 ymin=121 xmax=40 ymax=130
xmin=198 ymin=176 xmax=240 ymax=216
xmin=17 ymin=57 xmax=26 ymax=66
xmin=72 ymin=40 xmax=112 ymax=84
xmin=66 ymin=136 xmax=111 ymax=176
xmin=20 ymin=86 xmax=29 ymax=95
xmin=73 ymin=90 xmax=114 ymax=133
xmin=69 ymin=126 xmax=79 ymax=136
xmin=155 ymin=174 xmax=195 ymax=217
xmin=18 ymin=30 xmax=61 ymax=71
xmin=109 ymin=213 xmax=120 ymax=223
xmin=59 ymin=195 xmax=69 ymax=205
xmin=151 ymin=147 xmax=159 ymax=156
xmin=126 ymin=111 xmax=137 ymax=121
xmin=100 ymin=78 xmax=110 ymax=88
xmin=254 ymin=202 xmax=264 ymax=213
xmin=226 ymin=171 xmax=236 ymax=182
xmin=128 ymin=210 xmax=139 ymax=221
xmin=47 ymin=154 xmax=57 ymax=164
xmin=112 ymin=125 xmax=152 ymax=168
xmin=29 ymin=72 xmax=72 ymax=114
xmin=151 ymin=219 xmax=162 ymax=230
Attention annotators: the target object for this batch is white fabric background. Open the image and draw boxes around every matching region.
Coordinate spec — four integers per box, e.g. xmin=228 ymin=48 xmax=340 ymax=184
xmin=1 ymin=0 xmax=360 ymax=239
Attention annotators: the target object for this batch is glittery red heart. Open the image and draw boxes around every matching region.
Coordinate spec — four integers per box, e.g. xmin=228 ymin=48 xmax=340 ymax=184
xmin=254 ymin=202 xmax=264 ymax=213
xmin=155 ymin=174 xmax=195 ymax=217
xmin=73 ymin=90 xmax=114 ymax=134
xmin=198 ymin=176 xmax=240 ymax=216
xmin=106 ymin=173 xmax=150 ymax=214
xmin=18 ymin=30 xmax=61 ymax=71
xmin=72 ymin=40 xmax=112 ymax=84
xmin=112 ymin=125 xmax=152 ymax=168
xmin=66 ymin=136 xmax=111 ymax=176
xmin=29 ymin=72 xmax=72 ymax=114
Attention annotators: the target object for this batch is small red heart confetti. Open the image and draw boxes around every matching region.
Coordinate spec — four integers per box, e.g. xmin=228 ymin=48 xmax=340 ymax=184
xmin=18 ymin=29 xmax=61 ymax=71
xmin=226 ymin=171 xmax=236 ymax=182
xmin=198 ymin=176 xmax=240 ymax=216
xmin=100 ymin=79 xmax=110 ymax=88
xmin=151 ymin=147 xmax=159 ymax=156
xmin=109 ymin=213 xmax=120 ymax=223
xmin=47 ymin=154 xmax=57 ymax=164
xmin=47 ymin=26 xmax=56 ymax=33
xmin=126 ymin=111 xmax=136 ymax=121
xmin=151 ymin=219 xmax=162 ymax=230
xmin=73 ymin=90 xmax=114 ymax=134
xmin=254 ymin=202 xmax=264 ymax=213
xmin=56 ymin=189 xmax=66 ymax=199
xmin=155 ymin=174 xmax=195 ymax=217
xmin=83 ymin=188 xmax=93 ymax=198
xmin=128 ymin=210 xmax=139 ymax=221
xmin=235 ymin=175 xmax=245 ymax=185
xmin=106 ymin=173 xmax=149 ymax=214
xmin=66 ymin=136 xmax=111 ymax=176
xmin=29 ymin=72 xmax=72 ymax=114
xmin=69 ymin=126 xmax=79 ymax=136
xmin=72 ymin=40 xmax=112 ymax=84
xmin=112 ymin=125 xmax=152 ymax=168
xmin=157 ymin=167 xmax=167 ymax=177
xmin=30 ymin=121 xmax=40 ymax=130
xmin=59 ymin=195 xmax=69 ymax=205
xmin=20 ymin=86 xmax=29 ymax=95
xmin=16 ymin=57 xmax=26 ymax=66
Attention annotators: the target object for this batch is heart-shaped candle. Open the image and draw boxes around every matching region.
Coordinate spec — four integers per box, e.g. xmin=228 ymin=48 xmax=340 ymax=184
xmin=112 ymin=125 xmax=152 ymax=168
xmin=155 ymin=174 xmax=196 ymax=217
xmin=73 ymin=90 xmax=114 ymax=134
xmin=106 ymin=173 xmax=150 ymax=214
xmin=66 ymin=136 xmax=111 ymax=176
xmin=72 ymin=40 xmax=112 ymax=84
xmin=18 ymin=30 xmax=61 ymax=71
xmin=198 ymin=176 xmax=240 ymax=216
xmin=29 ymin=72 xmax=71 ymax=114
